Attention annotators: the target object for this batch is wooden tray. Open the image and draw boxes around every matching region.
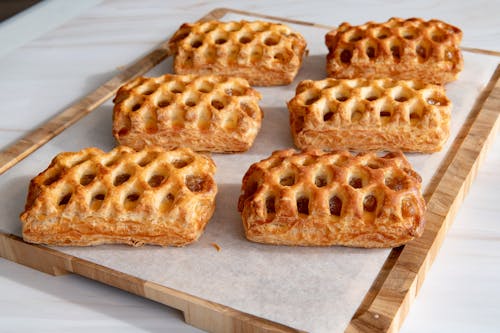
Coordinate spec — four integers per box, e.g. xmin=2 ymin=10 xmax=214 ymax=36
xmin=1 ymin=8 xmax=500 ymax=333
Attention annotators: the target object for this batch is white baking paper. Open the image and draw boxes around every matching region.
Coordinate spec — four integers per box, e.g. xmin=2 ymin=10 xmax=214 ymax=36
xmin=0 ymin=14 xmax=498 ymax=333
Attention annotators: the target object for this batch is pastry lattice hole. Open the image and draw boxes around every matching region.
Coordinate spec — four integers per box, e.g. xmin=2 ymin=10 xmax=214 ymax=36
xmin=169 ymin=82 xmax=185 ymax=94
xmin=184 ymin=96 xmax=198 ymax=107
xmin=137 ymin=83 xmax=158 ymax=96
xmin=214 ymin=35 xmax=229 ymax=45
xmin=329 ymin=195 xmax=342 ymax=216
xmin=400 ymin=26 xmax=418 ymax=39
xmin=197 ymin=80 xmax=214 ymax=93
xmin=90 ymin=193 xmax=105 ymax=210
xmin=393 ymin=87 xmax=413 ymax=103
xmin=431 ymin=29 xmax=446 ymax=42
xmin=334 ymin=89 xmax=350 ymax=102
xmin=160 ymin=193 xmax=175 ymax=212
xmin=113 ymin=173 xmax=131 ymax=186
xmin=265 ymin=196 xmax=276 ymax=214
xmin=239 ymin=35 xmax=253 ymax=44
xmin=363 ymin=194 xmax=377 ymax=212
xmin=80 ymin=173 xmax=96 ymax=186
xmin=124 ymin=192 xmax=140 ymax=210
xmin=225 ymin=86 xmax=244 ymax=96
xmin=211 ymin=99 xmax=225 ymax=110
xmin=148 ymin=174 xmax=166 ymax=188
xmin=315 ymin=174 xmax=328 ymax=187
xmin=366 ymin=46 xmax=376 ymax=59
xmin=131 ymin=103 xmax=142 ymax=112
xmin=416 ymin=43 xmax=430 ymax=62
xmin=361 ymin=87 xmax=381 ymax=101
xmin=351 ymin=105 xmax=364 ymax=122
xmin=273 ymin=52 xmax=285 ymax=62
xmin=43 ymin=170 xmax=61 ymax=186
xmin=374 ymin=27 xmax=390 ymax=39
xmin=390 ymin=45 xmax=401 ymax=60
xmin=264 ymin=34 xmax=280 ymax=46
xmin=349 ymin=176 xmax=363 ymax=189
xmin=58 ymin=193 xmax=72 ymax=206
xmin=340 ymin=49 xmax=353 ymax=64
xmin=171 ymin=156 xmax=193 ymax=168
xmin=137 ymin=152 xmax=159 ymax=167
xmin=385 ymin=175 xmax=405 ymax=191
xmin=346 ymin=29 xmax=364 ymax=42
xmin=304 ymin=91 xmax=321 ymax=105
xmin=296 ymin=196 xmax=309 ymax=215
xmin=279 ymin=173 xmax=295 ymax=186
xmin=190 ymin=39 xmax=203 ymax=48
xmin=323 ymin=109 xmax=334 ymax=122
xmin=186 ymin=175 xmax=209 ymax=193
xmin=157 ymin=98 xmax=171 ymax=108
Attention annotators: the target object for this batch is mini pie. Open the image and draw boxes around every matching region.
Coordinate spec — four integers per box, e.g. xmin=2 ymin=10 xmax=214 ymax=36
xmin=238 ymin=149 xmax=426 ymax=248
xmin=20 ymin=146 xmax=217 ymax=247
xmin=113 ymin=74 xmax=263 ymax=153
xmin=168 ymin=20 xmax=307 ymax=86
xmin=325 ymin=17 xmax=463 ymax=84
xmin=288 ymin=78 xmax=451 ymax=153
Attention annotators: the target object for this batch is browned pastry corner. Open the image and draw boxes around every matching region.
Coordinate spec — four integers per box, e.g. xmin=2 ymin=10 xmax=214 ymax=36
xmin=20 ymin=146 xmax=217 ymax=247
xmin=113 ymin=74 xmax=263 ymax=153
xmin=238 ymin=149 xmax=426 ymax=248
xmin=325 ymin=17 xmax=463 ymax=84
xmin=288 ymin=78 xmax=451 ymax=153
xmin=168 ymin=20 xmax=307 ymax=86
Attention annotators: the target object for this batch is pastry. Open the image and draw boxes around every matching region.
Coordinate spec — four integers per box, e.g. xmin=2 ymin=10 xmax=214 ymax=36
xmin=238 ymin=149 xmax=426 ymax=248
xmin=288 ymin=78 xmax=451 ymax=153
xmin=325 ymin=17 xmax=463 ymax=84
xmin=168 ymin=20 xmax=307 ymax=86
xmin=113 ymin=74 xmax=263 ymax=153
xmin=20 ymin=146 xmax=217 ymax=247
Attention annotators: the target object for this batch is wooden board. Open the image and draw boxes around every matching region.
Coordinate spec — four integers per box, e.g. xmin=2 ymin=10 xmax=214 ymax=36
xmin=1 ymin=8 xmax=500 ymax=333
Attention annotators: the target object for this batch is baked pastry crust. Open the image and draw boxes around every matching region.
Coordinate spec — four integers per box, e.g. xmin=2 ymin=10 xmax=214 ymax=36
xmin=288 ymin=78 xmax=451 ymax=153
xmin=20 ymin=146 xmax=217 ymax=247
xmin=238 ymin=149 xmax=426 ymax=248
xmin=325 ymin=17 xmax=463 ymax=84
xmin=169 ymin=20 xmax=307 ymax=86
xmin=113 ymin=74 xmax=263 ymax=153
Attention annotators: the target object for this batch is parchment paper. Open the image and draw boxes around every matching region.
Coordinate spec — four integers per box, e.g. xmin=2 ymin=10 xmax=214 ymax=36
xmin=0 ymin=15 xmax=498 ymax=333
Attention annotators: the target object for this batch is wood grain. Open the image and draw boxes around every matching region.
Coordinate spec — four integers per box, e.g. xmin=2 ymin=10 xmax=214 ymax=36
xmin=0 ymin=7 xmax=499 ymax=333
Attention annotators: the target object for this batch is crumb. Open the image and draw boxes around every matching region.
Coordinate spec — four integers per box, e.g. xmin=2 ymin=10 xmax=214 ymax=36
xmin=210 ymin=242 xmax=221 ymax=252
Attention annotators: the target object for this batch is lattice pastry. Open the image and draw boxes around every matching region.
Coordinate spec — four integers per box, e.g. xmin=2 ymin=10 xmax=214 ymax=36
xmin=168 ymin=20 xmax=307 ymax=86
xmin=238 ymin=149 xmax=425 ymax=248
xmin=288 ymin=78 xmax=451 ymax=153
xmin=325 ymin=17 xmax=463 ymax=84
xmin=20 ymin=146 xmax=217 ymax=247
xmin=113 ymin=74 xmax=263 ymax=153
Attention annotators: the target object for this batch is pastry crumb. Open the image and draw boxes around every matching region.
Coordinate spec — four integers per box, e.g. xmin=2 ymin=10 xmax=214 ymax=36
xmin=210 ymin=242 xmax=221 ymax=251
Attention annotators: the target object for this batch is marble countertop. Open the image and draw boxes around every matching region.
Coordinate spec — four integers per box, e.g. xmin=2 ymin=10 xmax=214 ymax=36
xmin=0 ymin=0 xmax=499 ymax=332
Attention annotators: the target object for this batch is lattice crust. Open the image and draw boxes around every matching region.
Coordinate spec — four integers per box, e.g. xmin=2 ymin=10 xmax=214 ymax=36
xmin=238 ymin=149 xmax=426 ymax=248
xmin=288 ymin=78 xmax=451 ymax=153
xmin=20 ymin=146 xmax=217 ymax=247
xmin=113 ymin=74 xmax=263 ymax=153
xmin=168 ymin=20 xmax=307 ymax=86
xmin=325 ymin=17 xmax=463 ymax=84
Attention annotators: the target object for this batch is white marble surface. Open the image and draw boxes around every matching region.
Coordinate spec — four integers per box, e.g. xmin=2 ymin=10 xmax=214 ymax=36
xmin=0 ymin=0 xmax=499 ymax=332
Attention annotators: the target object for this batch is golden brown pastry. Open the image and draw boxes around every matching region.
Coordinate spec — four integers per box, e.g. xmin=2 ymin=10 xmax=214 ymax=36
xmin=20 ymin=146 xmax=217 ymax=247
xmin=288 ymin=78 xmax=451 ymax=153
xmin=113 ymin=74 xmax=263 ymax=153
xmin=168 ymin=20 xmax=307 ymax=86
xmin=238 ymin=149 xmax=426 ymax=248
xmin=325 ymin=17 xmax=463 ymax=84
